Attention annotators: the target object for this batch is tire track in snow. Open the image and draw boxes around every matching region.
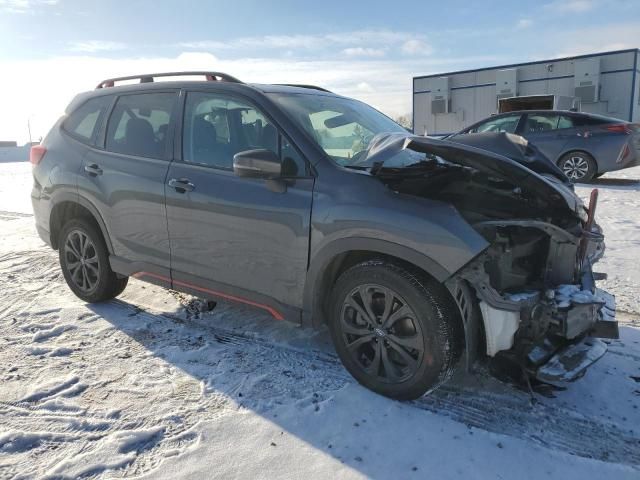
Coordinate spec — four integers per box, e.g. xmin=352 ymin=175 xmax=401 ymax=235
xmin=115 ymin=298 xmax=640 ymax=468
xmin=2 ymin=245 xmax=640 ymax=472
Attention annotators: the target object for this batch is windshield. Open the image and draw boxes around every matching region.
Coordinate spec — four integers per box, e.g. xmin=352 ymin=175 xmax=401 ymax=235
xmin=268 ymin=93 xmax=424 ymax=168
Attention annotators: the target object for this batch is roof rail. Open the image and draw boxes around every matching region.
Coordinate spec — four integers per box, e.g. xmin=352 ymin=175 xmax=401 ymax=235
xmin=275 ymin=84 xmax=333 ymax=93
xmin=95 ymin=71 xmax=243 ymax=89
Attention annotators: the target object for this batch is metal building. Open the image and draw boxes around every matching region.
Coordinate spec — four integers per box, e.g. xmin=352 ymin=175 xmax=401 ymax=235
xmin=412 ymin=49 xmax=640 ymax=136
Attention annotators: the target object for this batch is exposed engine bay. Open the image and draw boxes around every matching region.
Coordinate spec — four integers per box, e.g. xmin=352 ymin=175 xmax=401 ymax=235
xmin=365 ymin=132 xmax=618 ymax=383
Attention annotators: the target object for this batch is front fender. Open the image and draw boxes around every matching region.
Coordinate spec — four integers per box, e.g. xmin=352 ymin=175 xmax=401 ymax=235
xmin=302 ymin=162 xmax=490 ymax=326
xmin=303 ymin=236 xmax=452 ymax=326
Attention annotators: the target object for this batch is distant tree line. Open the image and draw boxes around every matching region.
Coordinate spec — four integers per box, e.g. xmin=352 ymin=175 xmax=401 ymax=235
xmin=393 ymin=114 xmax=412 ymax=130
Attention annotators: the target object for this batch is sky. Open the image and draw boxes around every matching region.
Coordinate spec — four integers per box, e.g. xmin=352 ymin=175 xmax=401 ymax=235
xmin=0 ymin=0 xmax=638 ymax=144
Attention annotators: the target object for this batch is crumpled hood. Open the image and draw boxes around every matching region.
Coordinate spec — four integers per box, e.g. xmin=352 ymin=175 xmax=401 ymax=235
xmin=446 ymin=132 xmax=571 ymax=185
xmin=362 ymin=132 xmax=585 ymax=220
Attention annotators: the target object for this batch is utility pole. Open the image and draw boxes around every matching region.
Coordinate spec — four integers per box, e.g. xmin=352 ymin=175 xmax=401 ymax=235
xmin=27 ymin=117 xmax=33 ymax=145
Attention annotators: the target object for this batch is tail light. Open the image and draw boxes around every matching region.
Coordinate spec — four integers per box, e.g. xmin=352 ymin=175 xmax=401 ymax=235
xmin=604 ymin=124 xmax=632 ymax=134
xmin=616 ymin=143 xmax=630 ymax=164
xmin=30 ymin=145 xmax=47 ymax=166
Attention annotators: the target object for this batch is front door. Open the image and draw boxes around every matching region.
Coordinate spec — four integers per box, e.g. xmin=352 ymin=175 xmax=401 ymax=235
xmin=165 ymin=90 xmax=313 ymax=315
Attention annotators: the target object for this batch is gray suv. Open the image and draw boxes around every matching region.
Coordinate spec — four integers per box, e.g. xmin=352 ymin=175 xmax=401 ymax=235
xmin=31 ymin=72 xmax=617 ymax=399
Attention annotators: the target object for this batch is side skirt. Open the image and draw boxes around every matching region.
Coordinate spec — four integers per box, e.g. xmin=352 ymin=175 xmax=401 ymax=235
xmin=109 ymin=255 xmax=302 ymax=324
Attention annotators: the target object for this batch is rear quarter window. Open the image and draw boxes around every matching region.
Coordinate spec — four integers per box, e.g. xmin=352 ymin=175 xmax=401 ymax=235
xmin=62 ymin=96 xmax=112 ymax=144
xmin=571 ymin=115 xmax=613 ymax=127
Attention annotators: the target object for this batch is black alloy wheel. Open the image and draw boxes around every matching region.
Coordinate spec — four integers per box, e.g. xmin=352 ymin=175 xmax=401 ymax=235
xmin=64 ymin=229 xmax=100 ymax=292
xmin=339 ymin=284 xmax=424 ymax=383
xmin=58 ymin=218 xmax=128 ymax=302
xmin=329 ymin=260 xmax=462 ymax=400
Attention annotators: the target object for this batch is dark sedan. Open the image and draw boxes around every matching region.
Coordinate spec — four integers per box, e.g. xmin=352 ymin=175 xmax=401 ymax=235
xmin=450 ymin=110 xmax=640 ymax=181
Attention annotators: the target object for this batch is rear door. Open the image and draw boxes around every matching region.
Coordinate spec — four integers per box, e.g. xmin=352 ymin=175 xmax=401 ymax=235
xmin=519 ymin=112 xmax=571 ymax=161
xmin=79 ymin=90 xmax=179 ymax=280
xmin=165 ymin=90 xmax=313 ymax=314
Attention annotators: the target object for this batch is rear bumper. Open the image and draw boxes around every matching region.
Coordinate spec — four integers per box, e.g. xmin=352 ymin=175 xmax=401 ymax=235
xmin=35 ymin=223 xmax=52 ymax=247
xmin=31 ymin=183 xmax=53 ymax=247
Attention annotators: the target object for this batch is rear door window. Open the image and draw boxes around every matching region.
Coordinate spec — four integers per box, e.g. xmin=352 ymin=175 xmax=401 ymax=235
xmin=63 ymin=96 xmax=112 ymax=144
xmin=105 ymin=92 xmax=177 ymax=159
xmin=523 ymin=114 xmax=561 ymax=133
xmin=558 ymin=115 xmax=574 ymax=129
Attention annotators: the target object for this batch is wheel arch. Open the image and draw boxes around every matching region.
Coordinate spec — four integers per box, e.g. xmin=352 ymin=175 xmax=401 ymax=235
xmin=557 ymin=149 xmax=599 ymax=172
xmin=49 ymin=198 xmax=113 ymax=253
xmin=303 ymin=237 xmax=452 ymax=329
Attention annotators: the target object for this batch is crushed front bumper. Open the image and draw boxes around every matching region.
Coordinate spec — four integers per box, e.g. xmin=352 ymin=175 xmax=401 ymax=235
xmin=536 ymin=337 xmax=607 ymax=383
xmin=529 ymin=288 xmax=617 ymax=383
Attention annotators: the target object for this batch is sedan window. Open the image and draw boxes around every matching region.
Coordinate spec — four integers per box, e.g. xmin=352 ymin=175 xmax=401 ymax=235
xmin=523 ymin=114 xmax=560 ymax=133
xmin=469 ymin=115 xmax=520 ymax=134
xmin=558 ymin=116 xmax=574 ymax=129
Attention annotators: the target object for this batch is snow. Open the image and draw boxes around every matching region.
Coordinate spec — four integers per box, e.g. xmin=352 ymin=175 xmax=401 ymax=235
xmin=575 ymin=168 xmax=640 ymax=314
xmin=1 ymin=161 xmax=639 ymax=478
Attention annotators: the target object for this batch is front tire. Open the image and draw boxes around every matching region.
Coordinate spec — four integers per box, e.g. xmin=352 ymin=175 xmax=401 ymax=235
xmin=328 ymin=260 xmax=462 ymax=400
xmin=558 ymin=151 xmax=597 ymax=183
xmin=58 ymin=218 xmax=128 ymax=303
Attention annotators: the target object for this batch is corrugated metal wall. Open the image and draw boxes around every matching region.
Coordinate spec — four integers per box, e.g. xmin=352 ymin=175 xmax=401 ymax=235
xmin=413 ymin=49 xmax=639 ymax=135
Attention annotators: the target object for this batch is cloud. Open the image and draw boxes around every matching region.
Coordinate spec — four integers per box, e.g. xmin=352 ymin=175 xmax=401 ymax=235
xmin=546 ymin=21 xmax=640 ymax=56
xmin=341 ymin=47 xmax=386 ymax=58
xmin=0 ymin=50 xmax=506 ymax=144
xmin=401 ymin=39 xmax=433 ymax=56
xmin=0 ymin=0 xmax=57 ymax=13
xmin=516 ymin=18 xmax=533 ymax=29
xmin=544 ymin=0 xmax=596 ymax=13
xmin=178 ymin=30 xmax=433 ymax=57
xmin=69 ymin=41 xmax=128 ymax=53
xmin=355 ymin=82 xmax=375 ymax=93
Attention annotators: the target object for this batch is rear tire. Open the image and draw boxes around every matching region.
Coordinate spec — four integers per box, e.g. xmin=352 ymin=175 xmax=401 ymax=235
xmin=328 ymin=260 xmax=462 ymax=400
xmin=558 ymin=151 xmax=597 ymax=183
xmin=58 ymin=218 xmax=128 ymax=303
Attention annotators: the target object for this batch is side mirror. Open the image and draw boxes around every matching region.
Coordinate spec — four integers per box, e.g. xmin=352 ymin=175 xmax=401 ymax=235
xmin=233 ymin=149 xmax=281 ymax=179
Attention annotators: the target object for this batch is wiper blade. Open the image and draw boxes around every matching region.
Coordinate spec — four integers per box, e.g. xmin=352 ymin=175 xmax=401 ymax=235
xmin=371 ymin=159 xmax=441 ymax=177
xmin=342 ymin=164 xmax=369 ymax=171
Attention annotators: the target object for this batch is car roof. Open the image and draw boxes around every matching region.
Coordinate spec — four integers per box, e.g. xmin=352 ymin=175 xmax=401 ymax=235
xmin=494 ymin=110 xmax=624 ymax=122
xmin=66 ymin=79 xmax=342 ymax=114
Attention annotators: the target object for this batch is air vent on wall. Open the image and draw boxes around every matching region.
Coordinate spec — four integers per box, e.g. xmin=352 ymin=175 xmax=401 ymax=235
xmin=496 ymin=69 xmax=518 ymax=105
xmin=574 ymin=58 xmax=600 ymax=103
xmin=431 ymin=77 xmax=450 ymax=114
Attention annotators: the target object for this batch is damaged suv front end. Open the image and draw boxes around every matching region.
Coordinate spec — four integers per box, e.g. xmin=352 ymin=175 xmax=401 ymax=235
xmin=366 ymin=132 xmax=618 ymax=383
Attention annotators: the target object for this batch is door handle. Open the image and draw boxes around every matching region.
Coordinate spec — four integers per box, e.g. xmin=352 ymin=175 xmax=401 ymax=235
xmin=84 ymin=164 xmax=103 ymax=176
xmin=168 ymin=178 xmax=195 ymax=193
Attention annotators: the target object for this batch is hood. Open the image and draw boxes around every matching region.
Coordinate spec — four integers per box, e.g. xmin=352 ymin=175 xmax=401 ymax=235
xmin=361 ymin=132 xmax=585 ymax=219
xmin=446 ymin=132 xmax=571 ymax=185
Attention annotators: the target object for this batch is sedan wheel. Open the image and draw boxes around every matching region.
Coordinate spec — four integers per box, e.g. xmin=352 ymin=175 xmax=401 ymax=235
xmin=559 ymin=152 xmax=596 ymax=182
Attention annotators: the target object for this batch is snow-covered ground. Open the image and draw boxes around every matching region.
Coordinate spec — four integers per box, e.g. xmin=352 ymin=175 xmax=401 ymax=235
xmin=1 ymin=160 xmax=639 ymax=479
